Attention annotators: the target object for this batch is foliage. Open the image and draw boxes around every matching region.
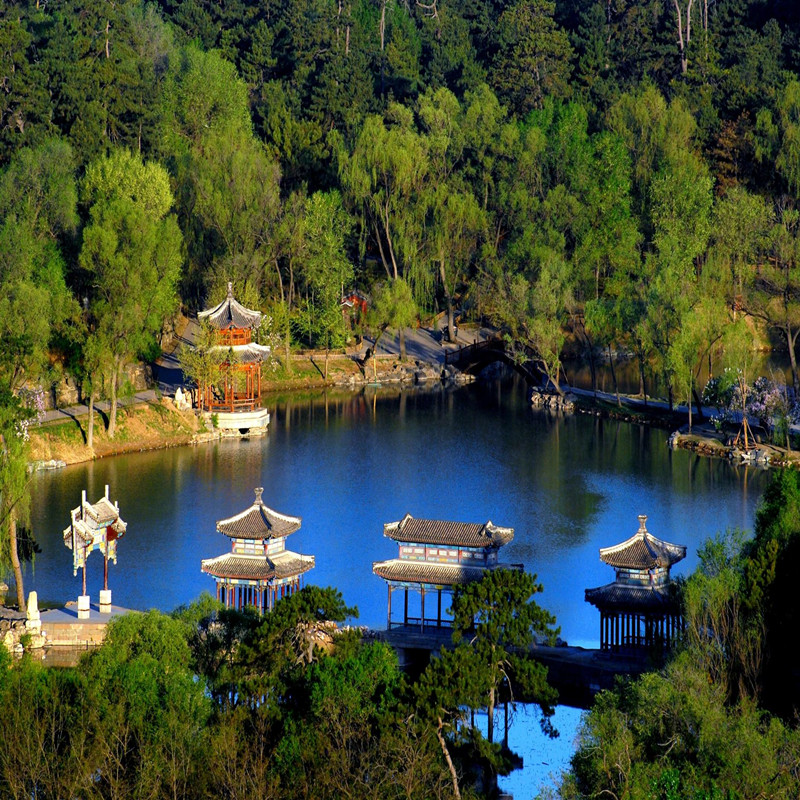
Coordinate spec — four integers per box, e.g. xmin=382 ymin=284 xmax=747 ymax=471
xmin=450 ymin=568 xmax=559 ymax=744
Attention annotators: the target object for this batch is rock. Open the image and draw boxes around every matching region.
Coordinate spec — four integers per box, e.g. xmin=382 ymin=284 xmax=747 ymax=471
xmin=28 ymin=459 xmax=67 ymax=472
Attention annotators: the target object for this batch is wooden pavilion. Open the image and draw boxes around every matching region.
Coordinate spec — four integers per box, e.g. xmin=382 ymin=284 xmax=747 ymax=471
xmin=196 ymin=282 xmax=271 ymax=430
xmin=372 ymin=514 xmax=519 ymax=631
xmin=201 ymin=488 xmax=314 ymax=613
xmin=585 ymin=515 xmax=686 ymax=652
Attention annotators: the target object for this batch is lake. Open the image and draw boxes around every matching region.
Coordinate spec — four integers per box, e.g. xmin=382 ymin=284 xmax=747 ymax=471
xmin=25 ymin=375 xmax=771 ymax=796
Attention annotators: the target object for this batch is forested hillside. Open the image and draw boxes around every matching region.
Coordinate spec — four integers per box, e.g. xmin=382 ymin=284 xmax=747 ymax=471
xmin=3 ymin=0 xmax=800 ymax=406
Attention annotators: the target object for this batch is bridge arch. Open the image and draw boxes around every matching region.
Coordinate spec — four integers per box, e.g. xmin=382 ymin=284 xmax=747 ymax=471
xmin=444 ymin=340 xmax=541 ymax=386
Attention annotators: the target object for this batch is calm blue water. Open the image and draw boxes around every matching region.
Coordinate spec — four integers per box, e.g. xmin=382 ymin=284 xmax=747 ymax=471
xmin=25 ymin=376 xmax=770 ymax=796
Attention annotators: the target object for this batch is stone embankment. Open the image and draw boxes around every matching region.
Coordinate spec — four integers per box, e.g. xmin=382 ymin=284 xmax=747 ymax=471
xmin=529 ymin=388 xmax=576 ymax=412
xmin=668 ymin=429 xmax=799 ymax=469
xmin=342 ymin=358 xmax=474 ymax=388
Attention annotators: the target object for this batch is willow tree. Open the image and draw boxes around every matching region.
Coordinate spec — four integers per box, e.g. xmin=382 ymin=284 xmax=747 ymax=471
xmin=339 ymin=104 xmax=428 ymax=358
xmin=0 ymin=392 xmax=37 ymax=609
xmin=80 ymin=149 xmax=183 ymax=438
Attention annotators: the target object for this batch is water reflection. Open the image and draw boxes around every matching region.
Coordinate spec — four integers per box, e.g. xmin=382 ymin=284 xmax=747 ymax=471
xmin=24 ymin=377 xmax=775 ymax=797
xmin=28 ymin=377 xmax=769 ymax=647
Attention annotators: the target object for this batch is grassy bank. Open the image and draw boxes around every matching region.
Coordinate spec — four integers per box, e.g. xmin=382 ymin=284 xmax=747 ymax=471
xmin=29 ymin=400 xmax=202 ymax=466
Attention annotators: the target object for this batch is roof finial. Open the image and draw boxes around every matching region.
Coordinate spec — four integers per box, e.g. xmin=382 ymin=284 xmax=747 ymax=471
xmin=637 ymin=514 xmax=648 ymax=533
xmin=254 ymin=487 xmax=264 ymax=505
xmin=227 ymin=281 xmax=233 ymax=299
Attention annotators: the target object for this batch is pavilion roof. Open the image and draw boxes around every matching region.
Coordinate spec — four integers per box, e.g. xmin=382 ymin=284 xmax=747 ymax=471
xmin=599 ymin=516 xmax=686 ymax=570
xmin=210 ymin=342 xmax=272 ymax=364
xmin=373 ymin=559 xmax=505 ymax=587
xmin=384 ymin=514 xmax=514 ymax=548
xmin=217 ymin=488 xmax=301 ymax=540
xmin=62 ymin=487 xmax=127 ymax=547
xmin=585 ymin=581 xmax=680 ymax=612
xmin=199 ymin=282 xmax=263 ymax=330
xmin=201 ymin=551 xmax=314 ymax=581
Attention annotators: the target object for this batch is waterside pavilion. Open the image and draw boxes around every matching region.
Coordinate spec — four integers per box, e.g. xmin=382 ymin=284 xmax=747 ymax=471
xmin=585 ymin=515 xmax=686 ymax=652
xmin=372 ymin=514 xmax=519 ymax=631
xmin=201 ymin=488 xmax=314 ymax=613
xmin=196 ymin=282 xmax=271 ymax=432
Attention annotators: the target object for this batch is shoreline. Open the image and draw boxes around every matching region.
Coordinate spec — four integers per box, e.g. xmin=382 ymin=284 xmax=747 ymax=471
xmin=28 ymin=352 xmax=469 ymax=469
xmin=29 ymin=348 xmax=800 ymax=471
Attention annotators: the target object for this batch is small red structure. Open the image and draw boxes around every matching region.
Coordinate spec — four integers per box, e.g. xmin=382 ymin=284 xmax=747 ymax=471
xmin=341 ymin=289 xmax=368 ymax=333
xmin=197 ymin=282 xmax=270 ymax=414
xmin=372 ymin=514 xmax=519 ymax=631
xmin=201 ymin=488 xmax=315 ymax=614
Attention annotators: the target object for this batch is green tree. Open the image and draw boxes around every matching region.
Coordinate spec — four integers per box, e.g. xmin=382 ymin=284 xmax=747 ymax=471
xmin=85 ymin=610 xmax=212 ymax=798
xmin=0 ymin=391 xmax=40 ymax=610
xmin=450 ymin=568 xmax=559 ymax=746
xmin=297 ymin=190 xmax=354 ymax=375
xmin=178 ymin=321 xmax=226 ymax=412
xmin=0 ymin=138 xmax=78 ymax=393
xmin=339 ymin=104 xmax=429 ymax=289
xmin=366 ymin=278 xmax=418 ymax=370
xmin=492 ymin=0 xmax=573 ymax=116
xmin=745 ymin=207 xmax=800 ymax=390
xmin=496 ymin=259 xmax=575 ymax=394
xmin=80 ymin=148 xmax=183 ymax=438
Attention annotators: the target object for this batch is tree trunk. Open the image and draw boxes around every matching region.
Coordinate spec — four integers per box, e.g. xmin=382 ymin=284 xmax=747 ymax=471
xmin=10 ymin=511 xmax=25 ymax=610
xmin=608 ymin=344 xmax=621 ymax=407
xmin=439 ymin=257 xmax=455 ymax=342
xmin=787 ymin=324 xmax=799 ymax=392
xmin=487 ymin=685 xmax=495 ymax=744
xmin=435 ymin=718 xmax=461 ymax=800
xmin=108 ymin=359 xmax=120 ymax=439
xmin=88 ymin=390 xmax=96 ymax=450
xmin=638 ymin=353 xmax=648 ymax=407
xmin=399 ymin=329 xmax=407 ymax=360
xmin=672 ymin=0 xmax=693 ymax=74
xmin=692 ymin=387 xmax=705 ymax=421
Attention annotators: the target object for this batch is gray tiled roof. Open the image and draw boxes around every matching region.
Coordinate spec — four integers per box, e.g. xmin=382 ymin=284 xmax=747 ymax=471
xmin=211 ymin=342 xmax=271 ymax=363
xmin=372 ymin=559 xmax=490 ymax=586
xmin=599 ymin=515 xmax=686 ymax=569
xmin=217 ymin=488 xmax=301 ymax=540
xmin=585 ymin=581 xmax=680 ymax=612
xmin=384 ymin=514 xmax=514 ymax=548
xmin=201 ymin=551 xmax=314 ymax=581
xmin=198 ymin=283 xmax=263 ymax=330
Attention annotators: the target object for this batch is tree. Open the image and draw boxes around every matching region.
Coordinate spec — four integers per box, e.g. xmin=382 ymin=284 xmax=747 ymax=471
xmin=495 ymin=259 xmax=575 ymax=394
xmin=80 ymin=148 xmax=183 ymax=438
xmin=492 ymin=0 xmax=573 ymax=116
xmin=178 ymin=321 xmax=226 ymax=411
xmin=0 ymin=390 xmax=42 ymax=610
xmin=742 ymin=469 xmax=800 ymax=716
xmin=412 ymin=644 xmax=490 ymax=800
xmin=0 ymin=138 xmax=79 ymax=393
xmin=339 ymin=104 xmax=429 ymax=303
xmin=682 ymin=529 xmax=765 ymax=703
xmin=296 ymin=190 xmax=354 ymax=376
xmin=449 ymin=568 xmax=559 ymax=746
xmin=0 ymin=139 xmax=76 ymax=606
xmin=85 ymin=610 xmax=212 ymax=798
xmin=366 ymin=278 xmax=418 ymax=371
xmin=745 ymin=206 xmax=800 ymax=390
